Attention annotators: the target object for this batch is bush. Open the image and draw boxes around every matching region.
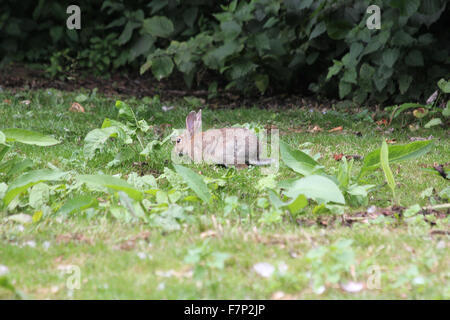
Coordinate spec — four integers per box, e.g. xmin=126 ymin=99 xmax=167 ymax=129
xmin=1 ymin=0 xmax=449 ymax=104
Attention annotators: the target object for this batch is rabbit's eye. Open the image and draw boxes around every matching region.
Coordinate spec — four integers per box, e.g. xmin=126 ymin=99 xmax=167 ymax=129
xmin=176 ymin=138 xmax=181 ymax=144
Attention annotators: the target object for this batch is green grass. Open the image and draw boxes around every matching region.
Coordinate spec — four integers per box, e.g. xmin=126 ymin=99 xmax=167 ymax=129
xmin=0 ymin=89 xmax=448 ymax=299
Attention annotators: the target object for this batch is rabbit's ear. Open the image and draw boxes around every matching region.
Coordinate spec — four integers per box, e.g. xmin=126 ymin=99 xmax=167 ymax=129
xmin=194 ymin=109 xmax=202 ymax=132
xmin=186 ymin=111 xmax=196 ymax=136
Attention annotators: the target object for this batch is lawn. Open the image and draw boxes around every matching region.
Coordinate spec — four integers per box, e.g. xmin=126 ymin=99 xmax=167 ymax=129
xmin=0 ymin=89 xmax=448 ymax=299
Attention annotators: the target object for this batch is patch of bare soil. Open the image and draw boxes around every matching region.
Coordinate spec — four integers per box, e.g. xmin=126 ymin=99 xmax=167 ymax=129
xmin=0 ymin=63 xmax=340 ymax=110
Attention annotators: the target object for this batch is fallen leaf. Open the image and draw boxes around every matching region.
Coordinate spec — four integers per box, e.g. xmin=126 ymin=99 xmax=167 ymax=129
xmin=376 ymin=119 xmax=388 ymax=126
xmin=308 ymin=125 xmax=323 ymax=133
xmin=328 ymin=126 xmax=343 ymax=133
xmin=413 ymin=108 xmax=428 ymax=118
xmin=3 ymin=99 xmax=11 ymax=104
xmin=69 ymin=102 xmax=85 ymax=113
xmin=385 ymin=138 xmax=397 ymax=144
xmin=200 ymin=230 xmax=217 ymax=239
xmin=334 ymin=153 xmax=344 ymax=161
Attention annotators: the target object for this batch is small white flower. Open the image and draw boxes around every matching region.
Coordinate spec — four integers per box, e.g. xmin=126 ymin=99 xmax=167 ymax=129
xmin=413 ymin=276 xmax=425 ymax=285
xmin=137 ymin=252 xmax=147 ymax=260
xmin=0 ymin=265 xmax=9 ymax=276
xmin=43 ymin=241 xmax=51 ymax=250
xmin=253 ymin=262 xmax=275 ymax=278
xmin=157 ymin=282 xmax=165 ymax=291
xmin=25 ymin=240 xmax=36 ymax=248
xmin=367 ymin=205 xmax=377 ymax=214
xmin=277 ymin=262 xmax=288 ymax=274
xmin=156 ymin=270 xmax=174 ymax=278
xmin=162 ymin=106 xmax=174 ymax=112
xmin=341 ymin=281 xmax=364 ymax=293
xmin=314 ymin=285 xmax=326 ymax=295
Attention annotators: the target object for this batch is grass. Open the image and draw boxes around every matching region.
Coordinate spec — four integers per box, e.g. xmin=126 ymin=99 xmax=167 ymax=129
xmin=0 ymin=89 xmax=448 ymax=299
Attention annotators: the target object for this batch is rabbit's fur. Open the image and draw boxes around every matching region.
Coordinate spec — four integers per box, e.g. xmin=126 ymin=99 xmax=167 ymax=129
xmin=174 ymin=110 xmax=272 ymax=166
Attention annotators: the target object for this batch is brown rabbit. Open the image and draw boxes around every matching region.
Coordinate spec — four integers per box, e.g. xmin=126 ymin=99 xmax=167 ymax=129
xmin=174 ymin=110 xmax=272 ymax=166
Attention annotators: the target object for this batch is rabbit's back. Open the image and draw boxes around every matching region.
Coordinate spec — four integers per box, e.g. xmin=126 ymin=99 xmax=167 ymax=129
xmin=199 ymin=128 xmax=261 ymax=165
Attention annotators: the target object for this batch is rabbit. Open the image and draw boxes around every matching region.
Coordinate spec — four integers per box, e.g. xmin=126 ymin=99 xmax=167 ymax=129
xmin=174 ymin=110 xmax=273 ymax=166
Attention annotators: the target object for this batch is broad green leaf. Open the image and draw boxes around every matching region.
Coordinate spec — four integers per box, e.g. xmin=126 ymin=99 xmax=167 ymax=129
xmin=0 ymin=146 xmax=10 ymax=164
xmin=220 ymin=20 xmax=241 ymax=40
xmin=58 ymin=196 xmax=98 ymax=215
xmin=342 ymin=68 xmax=357 ymax=84
xmin=285 ymin=194 xmax=308 ymax=215
xmin=28 ymin=182 xmax=50 ymax=209
xmin=382 ymin=48 xmax=400 ymax=68
xmin=173 ymin=164 xmax=211 ymax=203
xmin=183 ymin=7 xmax=198 ymax=28
xmin=392 ymin=30 xmax=415 ymax=46
xmin=280 ymin=140 xmax=322 ymax=176
xmin=151 ymin=56 xmax=174 ymax=80
xmin=115 ymin=100 xmax=136 ymax=123
xmin=424 ymin=118 xmax=442 ymax=128
xmin=398 ymin=74 xmax=413 ymax=94
xmin=380 ymin=140 xmax=396 ymax=200
xmin=405 ymin=50 xmax=424 ymax=67
xmin=437 ymin=78 xmax=450 ymax=93
xmin=76 ymin=175 xmax=144 ymax=201
xmin=309 ymin=21 xmax=326 ymax=40
xmin=0 ymin=131 xmax=6 ymax=145
xmin=284 ymin=175 xmax=345 ymax=204
xmin=439 ymin=186 xmax=450 ymax=200
xmin=404 ymin=204 xmax=421 ymax=217
xmin=7 ymin=158 xmax=33 ymax=178
xmin=140 ymin=140 xmax=162 ymax=156
xmin=2 ymin=128 xmax=60 ymax=146
xmin=75 ymin=94 xmax=88 ymax=103
xmin=84 ymin=126 xmax=126 ymax=160
xmin=339 ymin=81 xmax=352 ymax=99
xmin=326 ymin=19 xmax=352 ymax=40
xmin=142 ymin=16 xmax=174 ymax=38
xmin=0 ymin=183 xmax=7 ymax=201
xmin=360 ymin=140 xmax=433 ymax=177
xmin=349 ymin=42 xmax=364 ymax=62
xmin=3 ymin=169 xmax=67 ymax=206
xmin=326 ymin=60 xmax=343 ymax=81
xmin=254 ymin=74 xmax=269 ymax=94
xmin=443 ymin=102 xmax=450 ymax=117
xmin=390 ymin=0 xmax=420 ymax=17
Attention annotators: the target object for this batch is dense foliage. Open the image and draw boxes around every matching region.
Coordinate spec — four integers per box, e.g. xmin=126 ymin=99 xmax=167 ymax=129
xmin=1 ymin=0 xmax=449 ymax=103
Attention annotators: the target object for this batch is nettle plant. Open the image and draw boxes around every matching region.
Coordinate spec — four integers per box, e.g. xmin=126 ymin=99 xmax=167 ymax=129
xmin=83 ymin=99 xmax=171 ymax=168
